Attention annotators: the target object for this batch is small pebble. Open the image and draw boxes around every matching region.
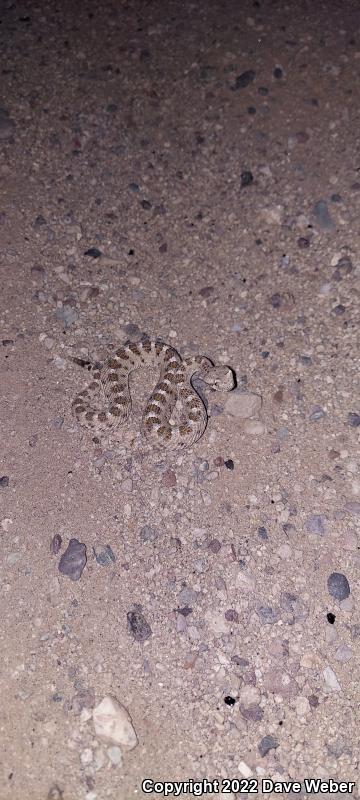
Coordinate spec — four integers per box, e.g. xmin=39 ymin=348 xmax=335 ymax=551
xmin=332 ymin=304 xmax=346 ymax=316
xmin=214 ymin=456 xmax=224 ymax=467
xmin=309 ymin=405 xmax=326 ymax=421
xmin=162 ymin=468 xmax=177 ymax=488
xmin=127 ymin=607 xmax=152 ymax=642
xmin=140 ymin=524 xmax=158 ymax=543
xmin=273 ymin=66 xmax=283 ymax=79
xmin=332 ymin=255 xmax=353 ymax=281
xmin=347 ymin=412 xmax=360 ymax=428
xmin=208 ymin=538 xmax=222 ymax=554
xmin=305 ymin=514 xmax=326 ymax=535
xmin=238 ymin=761 xmax=253 ymax=778
xmin=178 ymin=585 xmax=199 ymax=605
xmin=58 ymin=538 xmax=87 ymax=581
xmin=224 ymin=695 xmax=236 ymax=706
xmin=241 ymin=170 xmax=254 ymax=187
xmin=93 ymin=544 xmax=116 ymax=566
xmin=225 ymin=609 xmax=239 ymax=622
xmin=327 ymin=572 xmax=350 ymax=600
xmin=50 ymin=534 xmax=62 ymax=555
xmin=93 ymin=695 xmax=137 ymax=749
xmin=257 ymin=526 xmax=269 ymax=540
xmin=313 ymin=200 xmax=335 ymax=230
xmin=224 ymin=459 xmax=234 ymax=470
xmin=233 ymin=69 xmax=256 ymax=89
xmin=323 ymin=665 xmax=341 ymax=692
xmin=0 ymin=476 xmax=9 ymax=488
xmin=34 ymin=214 xmax=47 ymax=227
xmin=199 ymin=285 xmax=214 ymax=297
xmin=84 ymin=247 xmax=102 ymax=258
xmin=308 ymin=694 xmax=319 ymax=708
xmin=297 ymin=237 xmax=310 ymax=248
xmin=258 ymin=735 xmax=279 ymax=757
xmin=52 ymin=415 xmax=64 ymax=430
xmin=55 ymin=304 xmax=79 ymax=327
xmin=270 ymin=292 xmax=281 ymax=308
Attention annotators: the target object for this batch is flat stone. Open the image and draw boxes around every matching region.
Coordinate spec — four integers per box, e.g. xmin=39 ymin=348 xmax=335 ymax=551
xmin=258 ymin=735 xmax=279 ymax=757
xmin=243 ymin=420 xmax=266 ymax=434
xmin=327 ymin=572 xmax=350 ymax=600
xmin=225 ymin=391 xmax=262 ymax=419
xmin=313 ymin=199 xmax=335 ymax=230
xmin=93 ymin=695 xmax=137 ymax=749
xmin=323 ymin=665 xmax=341 ymax=692
xmin=127 ymin=606 xmax=152 ymax=642
xmin=93 ymin=544 xmax=116 ymax=566
xmin=305 ymin=514 xmax=326 ymax=535
xmin=58 ymin=538 xmax=87 ymax=581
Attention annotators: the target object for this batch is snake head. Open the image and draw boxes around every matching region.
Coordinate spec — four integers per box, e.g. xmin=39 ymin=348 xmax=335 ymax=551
xmin=207 ymin=366 xmax=235 ymax=391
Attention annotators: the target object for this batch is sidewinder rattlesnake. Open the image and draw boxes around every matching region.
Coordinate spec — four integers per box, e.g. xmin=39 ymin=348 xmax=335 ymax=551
xmin=72 ymin=339 xmax=235 ymax=449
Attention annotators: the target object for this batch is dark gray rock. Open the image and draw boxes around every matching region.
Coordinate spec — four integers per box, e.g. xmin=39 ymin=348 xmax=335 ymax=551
xmin=233 ymin=70 xmax=256 ymax=89
xmin=93 ymin=544 xmax=116 ymax=566
xmin=50 ymin=534 xmax=62 ymax=555
xmin=258 ymin=735 xmax=279 ymax=757
xmin=312 ymin=200 xmax=334 ymax=230
xmin=127 ymin=606 xmax=152 ymax=642
xmin=327 ymin=572 xmax=350 ymax=600
xmin=347 ymin=412 xmax=360 ymax=428
xmin=58 ymin=539 xmax=87 ymax=581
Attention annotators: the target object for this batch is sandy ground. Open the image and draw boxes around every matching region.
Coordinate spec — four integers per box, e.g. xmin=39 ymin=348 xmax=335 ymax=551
xmin=1 ymin=0 xmax=360 ymax=798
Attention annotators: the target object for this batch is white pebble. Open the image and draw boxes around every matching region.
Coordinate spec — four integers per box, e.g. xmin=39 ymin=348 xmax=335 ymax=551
xmin=93 ymin=695 xmax=137 ymax=749
xmin=323 ymin=666 xmax=341 ymax=692
xmin=238 ymin=761 xmax=253 ymax=778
